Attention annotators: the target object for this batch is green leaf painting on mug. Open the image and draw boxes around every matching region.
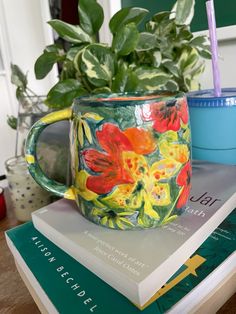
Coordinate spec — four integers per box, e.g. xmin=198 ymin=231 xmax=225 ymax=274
xmin=89 ymin=208 xmax=135 ymax=230
xmin=77 ymin=112 xmax=104 ymax=147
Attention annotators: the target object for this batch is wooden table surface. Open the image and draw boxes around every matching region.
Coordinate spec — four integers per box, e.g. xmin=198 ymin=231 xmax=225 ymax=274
xmin=0 ymin=191 xmax=235 ymax=314
xmin=0 ymin=204 xmax=40 ymax=313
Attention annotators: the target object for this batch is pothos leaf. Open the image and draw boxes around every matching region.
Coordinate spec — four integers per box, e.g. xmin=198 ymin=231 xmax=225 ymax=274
xmin=151 ymin=11 xmax=171 ymax=24
xmin=78 ymin=0 xmax=104 ymax=35
xmin=66 ymin=45 xmax=87 ymax=61
xmin=91 ymin=87 xmax=112 ymax=94
xmin=165 ymin=80 xmax=179 ymax=92
xmin=190 ymin=36 xmax=211 ymax=59
xmin=109 ymin=7 xmax=149 ymax=34
xmin=152 ymin=50 xmax=162 ymax=67
xmin=135 ymin=67 xmax=171 ymax=91
xmin=172 ymin=0 xmax=195 ymax=26
xmin=112 ymin=63 xmax=138 ymax=92
xmin=45 ymin=79 xmax=87 ymax=108
xmin=112 ymin=23 xmax=139 ymax=56
xmin=81 ymin=44 xmax=115 ymax=87
xmin=136 ymin=32 xmax=156 ymax=52
xmin=162 ymin=60 xmax=180 ymax=77
xmin=35 ymin=51 xmax=61 ymax=79
xmin=178 ymin=47 xmax=199 ymax=72
xmin=48 ymin=19 xmax=92 ymax=43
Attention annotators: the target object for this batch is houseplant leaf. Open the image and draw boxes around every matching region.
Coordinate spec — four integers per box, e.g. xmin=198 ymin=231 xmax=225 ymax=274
xmin=178 ymin=47 xmax=199 ymax=72
xmin=78 ymin=0 xmax=104 ymax=35
xmin=45 ymin=79 xmax=87 ymax=108
xmin=60 ymin=60 xmax=77 ymax=80
xmin=10 ymin=64 xmax=27 ymax=90
xmin=190 ymin=36 xmax=211 ymax=59
xmin=80 ymin=44 xmax=115 ymax=87
xmin=136 ymin=32 xmax=156 ymax=51
xmin=7 ymin=115 xmax=17 ymax=130
xmin=145 ymin=11 xmax=170 ymax=33
xmin=198 ymin=49 xmax=211 ymax=59
xmin=48 ymin=20 xmax=92 ymax=43
xmin=112 ymin=63 xmax=138 ymax=92
xmin=152 ymin=11 xmax=170 ymax=23
xmin=135 ymin=67 xmax=171 ymax=90
xmin=35 ymin=51 xmax=62 ymax=79
xmin=152 ymin=50 xmax=162 ymax=67
xmin=109 ymin=7 xmax=149 ymax=34
xmin=66 ymin=45 xmax=87 ymax=61
xmin=112 ymin=23 xmax=139 ymax=56
xmin=165 ymin=80 xmax=179 ymax=91
xmin=176 ymin=26 xmax=193 ymax=41
xmin=162 ymin=60 xmax=180 ymax=77
xmin=173 ymin=0 xmax=195 ymax=26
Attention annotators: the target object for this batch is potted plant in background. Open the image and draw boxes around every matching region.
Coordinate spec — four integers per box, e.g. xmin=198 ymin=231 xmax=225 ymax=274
xmin=8 ymin=0 xmax=211 ymax=137
xmin=33 ymin=0 xmax=211 ymax=109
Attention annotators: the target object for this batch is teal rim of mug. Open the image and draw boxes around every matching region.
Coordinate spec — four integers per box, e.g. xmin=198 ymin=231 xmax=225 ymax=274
xmin=73 ymin=90 xmax=186 ymax=106
xmin=187 ymin=88 xmax=236 ymax=108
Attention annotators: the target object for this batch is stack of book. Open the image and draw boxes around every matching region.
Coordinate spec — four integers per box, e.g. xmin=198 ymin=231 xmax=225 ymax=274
xmin=5 ymin=161 xmax=236 ymax=313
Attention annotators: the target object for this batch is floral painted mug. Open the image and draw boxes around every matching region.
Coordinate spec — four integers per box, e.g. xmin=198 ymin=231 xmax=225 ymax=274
xmin=25 ymin=91 xmax=191 ymax=230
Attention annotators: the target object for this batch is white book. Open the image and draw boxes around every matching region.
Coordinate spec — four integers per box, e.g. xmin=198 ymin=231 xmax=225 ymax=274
xmin=32 ymin=161 xmax=236 ymax=307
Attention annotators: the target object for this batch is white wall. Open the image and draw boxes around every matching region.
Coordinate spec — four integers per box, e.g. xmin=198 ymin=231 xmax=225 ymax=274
xmin=199 ymin=26 xmax=236 ymax=89
xmin=97 ymin=0 xmax=121 ymax=44
xmin=1 ymin=0 xmax=58 ymax=94
xmin=0 ymin=0 xmax=58 ymax=174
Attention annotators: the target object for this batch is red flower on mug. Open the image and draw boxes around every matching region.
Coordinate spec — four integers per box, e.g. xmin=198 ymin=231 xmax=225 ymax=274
xmin=83 ymin=123 xmax=156 ymax=194
xmin=176 ymin=161 xmax=192 ymax=209
xmin=141 ymin=98 xmax=188 ymax=133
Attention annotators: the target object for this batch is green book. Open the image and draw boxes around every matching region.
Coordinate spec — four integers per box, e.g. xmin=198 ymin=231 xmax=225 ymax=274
xmin=6 ymin=209 xmax=236 ymax=314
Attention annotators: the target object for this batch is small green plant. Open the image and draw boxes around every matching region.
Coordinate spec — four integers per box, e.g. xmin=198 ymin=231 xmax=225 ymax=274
xmin=7 ymin=64 xmax=45 ymax=129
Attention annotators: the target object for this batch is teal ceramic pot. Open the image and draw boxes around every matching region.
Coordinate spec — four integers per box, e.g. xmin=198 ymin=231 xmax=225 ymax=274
xmin=187 ymin=88 xmax=236 ymax=165
xmin=25 ymin=91 xmax=191 ymax=230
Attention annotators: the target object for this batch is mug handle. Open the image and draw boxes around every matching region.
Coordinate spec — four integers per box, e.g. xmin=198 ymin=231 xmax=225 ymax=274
xmin=25 ymin=108 xmax=76 ymax=200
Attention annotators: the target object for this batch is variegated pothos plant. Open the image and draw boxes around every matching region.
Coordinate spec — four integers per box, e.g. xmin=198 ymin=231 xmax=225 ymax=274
xmin=34 ymin=0 xmax=211 ymax=109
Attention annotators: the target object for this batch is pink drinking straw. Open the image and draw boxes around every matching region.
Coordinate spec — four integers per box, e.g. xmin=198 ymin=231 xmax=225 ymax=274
xmin=206 ymin=0 xmax=221 ymax=97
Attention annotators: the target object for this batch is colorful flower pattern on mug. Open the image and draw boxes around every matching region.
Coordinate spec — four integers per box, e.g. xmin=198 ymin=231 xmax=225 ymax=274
xmin=71 ymin=96 xmax=191 ymax=230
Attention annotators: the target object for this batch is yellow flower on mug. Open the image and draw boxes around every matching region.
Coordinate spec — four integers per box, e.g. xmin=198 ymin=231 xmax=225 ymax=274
xmin=99 ymin=152 xmax=180 ymax=227
xmin=159 ymin=140 xmax=190 ymax=164
xmin=90 ymin=207 xmax=135 ymax=229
